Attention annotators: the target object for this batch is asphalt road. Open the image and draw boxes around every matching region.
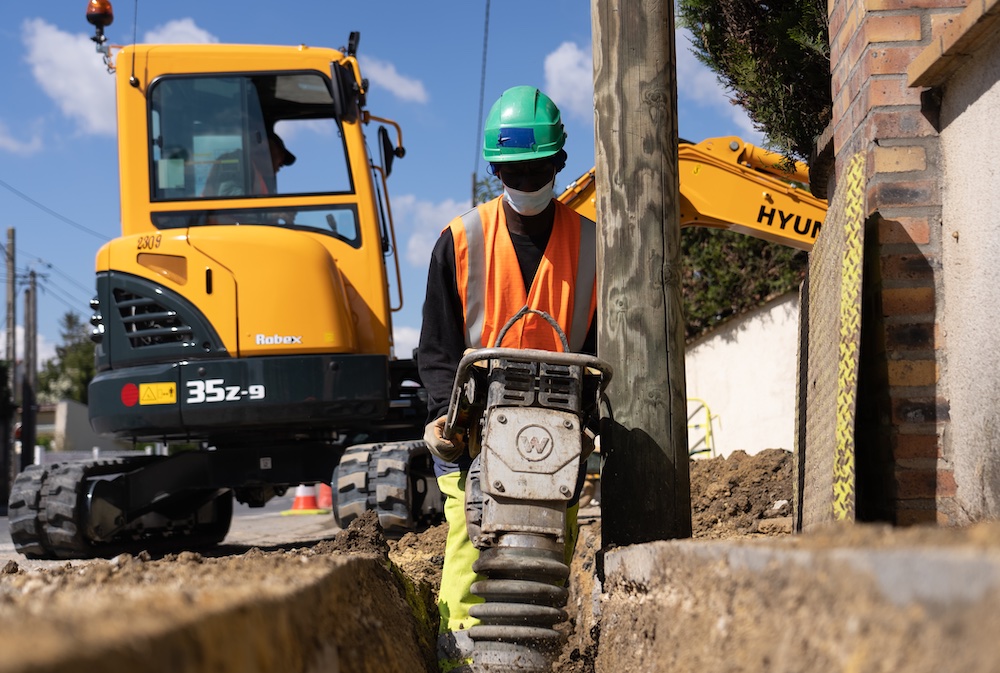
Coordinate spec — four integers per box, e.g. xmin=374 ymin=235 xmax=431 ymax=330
xmin=0 ymin=491 xmax=342 ymax=571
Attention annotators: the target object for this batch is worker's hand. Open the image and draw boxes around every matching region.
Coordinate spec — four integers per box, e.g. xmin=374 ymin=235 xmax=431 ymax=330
xmin=424 ymin=415 xmax=465 ymax=463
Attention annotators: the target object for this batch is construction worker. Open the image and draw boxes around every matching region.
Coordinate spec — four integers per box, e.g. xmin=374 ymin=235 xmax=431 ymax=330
xmin=417 ymin=85 xmax=596 ymax=672
xmin=203 ymin=130 xmax=295 ymax=197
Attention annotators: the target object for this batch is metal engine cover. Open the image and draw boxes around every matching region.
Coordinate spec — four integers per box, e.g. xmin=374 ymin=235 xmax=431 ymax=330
xmin=480 ymin=406 xmax=581 ymax=502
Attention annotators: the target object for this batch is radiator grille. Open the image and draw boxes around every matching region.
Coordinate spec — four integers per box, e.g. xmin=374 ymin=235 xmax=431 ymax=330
xmin=113 ymin=288 xmax=194 ymax=348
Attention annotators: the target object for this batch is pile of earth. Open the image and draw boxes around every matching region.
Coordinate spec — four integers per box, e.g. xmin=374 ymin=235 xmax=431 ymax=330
xmin=689 ymin=448 xmax=793 ymax=538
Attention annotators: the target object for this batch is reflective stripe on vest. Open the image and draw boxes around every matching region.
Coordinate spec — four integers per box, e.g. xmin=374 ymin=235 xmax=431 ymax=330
xmin=449 ymin=198 xmax=596 ymax=351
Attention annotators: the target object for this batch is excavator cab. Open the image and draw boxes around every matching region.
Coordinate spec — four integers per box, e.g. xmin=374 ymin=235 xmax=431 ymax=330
xmin=88 ymin=43 xmax=409 ymax=436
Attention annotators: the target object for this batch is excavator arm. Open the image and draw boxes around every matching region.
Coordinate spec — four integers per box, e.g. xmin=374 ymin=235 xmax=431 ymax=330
xmin=558 ymin=136 xmax=827 ymax=251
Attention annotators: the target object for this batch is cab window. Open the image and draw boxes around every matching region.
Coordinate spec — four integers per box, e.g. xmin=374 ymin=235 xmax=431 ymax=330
xmin=149 ymin=72 xmax=352 ymax=201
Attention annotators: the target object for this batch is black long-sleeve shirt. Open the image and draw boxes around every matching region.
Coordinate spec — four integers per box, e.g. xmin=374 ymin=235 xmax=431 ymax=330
xmin=416 ymin=208 xmax=596 ymax=422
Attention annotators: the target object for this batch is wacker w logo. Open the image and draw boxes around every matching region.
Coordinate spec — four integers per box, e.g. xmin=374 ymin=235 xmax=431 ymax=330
xmin=517 ymin=425 xmax=554 ymax=462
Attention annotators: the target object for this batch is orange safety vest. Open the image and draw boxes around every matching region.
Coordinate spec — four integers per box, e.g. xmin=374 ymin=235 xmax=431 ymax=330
xmin=448 ymin=197 xmax=597 ymax=352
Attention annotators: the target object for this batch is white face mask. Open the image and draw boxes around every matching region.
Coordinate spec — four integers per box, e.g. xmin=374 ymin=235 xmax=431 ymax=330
xmin=503 ymin=181 xmax=555 ymax=216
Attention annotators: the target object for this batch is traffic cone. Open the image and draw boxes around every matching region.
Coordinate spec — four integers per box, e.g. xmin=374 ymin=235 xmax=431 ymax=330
xmin=317 ymin=482 xmax=333 ymax=509
xmin=281 ymin=484 xmax=330 ymax=516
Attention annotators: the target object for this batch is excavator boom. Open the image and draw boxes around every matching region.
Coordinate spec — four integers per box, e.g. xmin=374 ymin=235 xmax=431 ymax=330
xmin=558 ymin=136 xmax=827 ymax=251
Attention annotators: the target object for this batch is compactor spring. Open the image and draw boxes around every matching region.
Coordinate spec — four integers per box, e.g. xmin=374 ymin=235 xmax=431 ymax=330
xmin=468 ymin=540 xmax=569 ymax=671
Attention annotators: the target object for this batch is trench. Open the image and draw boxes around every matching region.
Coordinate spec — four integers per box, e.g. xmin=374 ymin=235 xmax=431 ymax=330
xmin=0 ymin=450 xmax=793 ymax=673
xmin=0 ymin=549 xmax=438 ymax=673
xmin=42 ymin=451 xmax=998 ymax=673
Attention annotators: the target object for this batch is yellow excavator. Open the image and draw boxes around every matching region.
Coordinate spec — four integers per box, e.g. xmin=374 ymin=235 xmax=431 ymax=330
xmin=8 ymin=2 xmax=441 ymax=559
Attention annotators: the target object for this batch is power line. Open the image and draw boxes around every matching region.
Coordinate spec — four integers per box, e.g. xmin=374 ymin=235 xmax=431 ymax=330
xmin=34 ymin=272 xmax=90 ymax=306
xmin=1 ymin=267 xmax=90 ymax=305
xmin=20 ymin=250 xmax=94 ymax=296
xmin=0 ymin=177 xmax=111 ymax=241
xmin=36 ymin=278 xmax=86 ymax=315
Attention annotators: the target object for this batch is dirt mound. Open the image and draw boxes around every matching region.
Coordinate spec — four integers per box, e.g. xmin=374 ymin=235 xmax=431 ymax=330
xmin=691 ymin=448 xmax=793 ymax=537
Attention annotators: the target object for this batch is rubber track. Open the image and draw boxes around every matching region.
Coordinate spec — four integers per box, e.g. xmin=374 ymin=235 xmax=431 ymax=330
xmin=7 ymin=464 xmax=57 ymax=559
xmin=332 ymin=443 xmax=378 ymax=529
xmin=333 ymin=440 xmax=432 ymax=536
xmin=42 ymin=462 xmax=95 ymax=559
xmin=375 ymin=441 xmax=425 ymax=533
xmin=39 ymin=458 xmax=234 ymax=560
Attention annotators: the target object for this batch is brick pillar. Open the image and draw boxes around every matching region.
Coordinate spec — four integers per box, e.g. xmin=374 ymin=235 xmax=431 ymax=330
xmin=825 ymin=0 xmax=965 ymax=524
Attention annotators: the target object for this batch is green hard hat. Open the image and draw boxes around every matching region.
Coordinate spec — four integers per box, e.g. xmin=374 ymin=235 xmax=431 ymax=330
xmin=483 ymin=86 xmax=567 ymax=163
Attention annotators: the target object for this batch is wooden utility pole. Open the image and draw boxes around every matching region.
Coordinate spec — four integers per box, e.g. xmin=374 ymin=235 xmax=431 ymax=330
xmin=19 ymin=271 xmax=36 ymax=472
xmin=592 ymin=0 xmax=691 ymax=546
xmin=6 ymin=228 xmax=14 ymax=400
xmin=2 ymin=229 xmax=14 ymax=494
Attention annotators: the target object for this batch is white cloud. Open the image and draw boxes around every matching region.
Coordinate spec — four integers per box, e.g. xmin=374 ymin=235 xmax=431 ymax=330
xmin=676 ymin=30 xmax=762 ymax=142
xmin=23 ymin=18 xmax=116 ymax=136
xmin=393 ymin=326 xmax=420 ymax=360
xmin=37 ymin=333 xmax=56 ymax=366
xmin=538 ymin=32 xmax=762 ymax=143
xmin=394 ymin=194 xmax=470 ymax=268
xmin=0 ymin=327 xmax=56 ymax=369
xmin=21 ymin=17 xmax=219 ymax=138
xmin=359 ymin=56 xmax=429 ymax=104
xmin=0 ymin=121 xmax=42 ymax=155
xmin=143 ymin=19 xmax=218 ymax=44
xmin=544 ymin=42 xmax=593 ymax=123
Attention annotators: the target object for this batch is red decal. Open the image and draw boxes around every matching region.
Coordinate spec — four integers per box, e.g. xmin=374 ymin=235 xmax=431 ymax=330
xmin=121 ymin=383 xmax=139 ymax=407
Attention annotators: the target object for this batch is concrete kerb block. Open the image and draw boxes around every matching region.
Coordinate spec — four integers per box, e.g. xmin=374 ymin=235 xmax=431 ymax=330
xmin=598 ymin=533 xmax=1000 ymax=672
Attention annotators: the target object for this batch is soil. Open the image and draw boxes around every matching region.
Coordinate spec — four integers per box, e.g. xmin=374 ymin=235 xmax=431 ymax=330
xmin=0 ymin=450 xmax=797 ymax=672
xmin=689 ymin=448 xmax=793 ymax=538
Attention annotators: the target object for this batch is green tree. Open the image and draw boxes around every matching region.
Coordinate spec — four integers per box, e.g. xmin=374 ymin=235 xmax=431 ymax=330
xmin=672 ymin=0 xmax=827 ymax=335
xmin=473 ymin=173 xmax=502 ymax=205
xmin=37 ymin=312 xmax=96 ymax=405
xmin=678 ymin=0 xmax=831 ymax=163
xmin=681 ymin=229 xmax=807 ymax=341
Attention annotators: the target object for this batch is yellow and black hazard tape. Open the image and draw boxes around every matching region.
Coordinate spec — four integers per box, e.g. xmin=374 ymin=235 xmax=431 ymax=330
xmin=832 ymin=152 xmax=865 ymax=520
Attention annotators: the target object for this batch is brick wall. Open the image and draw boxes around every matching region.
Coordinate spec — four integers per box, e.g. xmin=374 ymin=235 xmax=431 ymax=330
xmin=826 ymin=0 xmax=966 ymax=523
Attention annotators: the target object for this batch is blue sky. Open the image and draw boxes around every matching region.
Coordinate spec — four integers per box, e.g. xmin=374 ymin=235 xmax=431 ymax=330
xmin=0 ymin=0 xmax=762 ymax=367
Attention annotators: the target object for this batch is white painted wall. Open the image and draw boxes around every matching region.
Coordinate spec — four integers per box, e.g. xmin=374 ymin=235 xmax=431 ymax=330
xmin=53 ymin=399 xmax=131 ymax=452
xmin=939 ymin=31 xmax=1000 ymax=521
xmin=685 ymin=292 xmax=798 ymax=458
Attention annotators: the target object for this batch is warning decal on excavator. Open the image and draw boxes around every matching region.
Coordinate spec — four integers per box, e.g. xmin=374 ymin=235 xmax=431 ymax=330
xmin=139 ymin=383 xmax=177 ymax=406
